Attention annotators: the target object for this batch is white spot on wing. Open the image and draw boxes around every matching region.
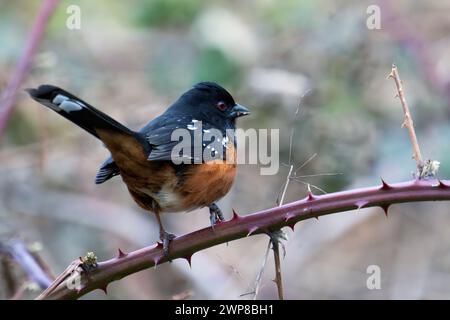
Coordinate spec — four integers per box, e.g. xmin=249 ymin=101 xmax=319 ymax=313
xmin=60 ymin=100 xmax=83 ymax=112
xmin=52 ymin=94 xmax=69 ymax=105
xmin=222 ymin=136 xmax=229 ymax=147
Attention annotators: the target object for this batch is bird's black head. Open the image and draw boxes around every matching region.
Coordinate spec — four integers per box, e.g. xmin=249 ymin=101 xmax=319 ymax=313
xmin=167 ymin=82 xmax=250 ymax=129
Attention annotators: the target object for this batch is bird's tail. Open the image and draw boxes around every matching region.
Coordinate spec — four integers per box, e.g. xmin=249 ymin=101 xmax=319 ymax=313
xmin=26 ymin=84 xmax=134 ymax=140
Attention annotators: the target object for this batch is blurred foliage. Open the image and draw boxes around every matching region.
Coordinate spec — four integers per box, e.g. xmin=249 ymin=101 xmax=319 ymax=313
xmin=5 ymin=111 xmax=39 ymax=146
xmin=258 ymin=0 xmax=319 ymax=31
xmin=132 ymin=0 xmax=202 ymax=28
xmin=193 ymin=48 xmax=241 ymax=86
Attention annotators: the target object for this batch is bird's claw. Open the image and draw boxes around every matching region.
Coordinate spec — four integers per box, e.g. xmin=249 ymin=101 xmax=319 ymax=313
xmin=159 ymin=230 xmax=176 ymax=256
xmin=209 ymin=204 xmax=225 ymax=229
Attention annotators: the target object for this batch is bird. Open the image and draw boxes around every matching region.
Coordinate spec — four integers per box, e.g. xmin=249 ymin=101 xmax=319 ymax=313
xmin=26 ymin=82 xmax=250 ymax=254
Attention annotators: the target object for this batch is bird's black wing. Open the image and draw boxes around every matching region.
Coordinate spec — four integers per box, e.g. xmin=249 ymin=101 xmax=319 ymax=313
xmin=96 ymin=113 xmax=230 ymax=183
xmin=141 ymin=114 xmax=227 ymax=163
xmin=94 ymin=114 xmax=191 ymax=184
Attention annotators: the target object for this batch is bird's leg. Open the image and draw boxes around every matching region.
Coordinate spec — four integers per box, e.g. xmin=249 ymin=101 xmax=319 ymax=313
xmin=208 ymin=203 xmax=225 ymax=228
xmin=154 ymin=210 xmax=176 ymax=256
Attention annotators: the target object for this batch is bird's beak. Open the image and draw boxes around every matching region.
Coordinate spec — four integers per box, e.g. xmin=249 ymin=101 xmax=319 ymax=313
xmin=231 ymin=104 xmax=250 ymax=118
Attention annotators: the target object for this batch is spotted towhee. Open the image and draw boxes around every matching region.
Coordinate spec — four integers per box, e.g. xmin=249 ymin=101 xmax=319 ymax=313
xmin=27 ymin=82 xmax=249 ymax=253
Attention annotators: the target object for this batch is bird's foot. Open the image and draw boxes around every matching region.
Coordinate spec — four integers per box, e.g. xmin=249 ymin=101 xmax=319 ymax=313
xmin=209 ymin=203 xmax=225 ymax=228
xmin=159 ymin=230 xmax=176 ymax=256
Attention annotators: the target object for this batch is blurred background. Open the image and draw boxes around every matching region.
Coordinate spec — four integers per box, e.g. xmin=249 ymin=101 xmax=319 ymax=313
xmin=1 ymin=0 xmax=450 ymax=299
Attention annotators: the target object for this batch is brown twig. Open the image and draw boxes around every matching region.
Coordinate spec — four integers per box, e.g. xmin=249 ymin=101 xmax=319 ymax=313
xmin=387 ymin=64 xmax=424 ymax=170
xmin=265 ymin=97 xmax=304 ymax=300
xmin=38 ymin=179 xmax=450 ymax=299
xmin=0 ymin=239 xmax=54 ymax=290
xmin=388 ymin=65 xmax=441 ymax=179
xmin=271 ymin=240 xmax=284 ymax=300
xmin=0 ymin=0 xmax=60 ymax=137
xmin=268 ymin=164 xmax=293 ymax=300
xmin=1 ymin=255 xmax=17 ymax=298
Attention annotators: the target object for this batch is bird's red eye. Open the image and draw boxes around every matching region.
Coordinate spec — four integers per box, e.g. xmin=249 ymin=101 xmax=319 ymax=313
xmin=216 ymin=101 xmax=227 ymax=111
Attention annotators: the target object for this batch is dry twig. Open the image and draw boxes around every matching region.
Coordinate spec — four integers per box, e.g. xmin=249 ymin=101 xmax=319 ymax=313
xmin=0 ymin=239 xmax=54 ymax=292
xmin=387 ymin=64 xmax=423 ymax=169
xmin=388 ymin=64 xmax=441 ymax=179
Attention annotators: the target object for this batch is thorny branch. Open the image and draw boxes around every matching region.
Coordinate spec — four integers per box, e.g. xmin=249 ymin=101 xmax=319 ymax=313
xmin=38 ymin=179 xmax=450 ymax=299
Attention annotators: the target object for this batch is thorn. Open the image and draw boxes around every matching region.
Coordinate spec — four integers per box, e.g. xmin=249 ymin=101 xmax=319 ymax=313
xmin=287 ymin=222 xmax=296 ymax=231
xmin=355 ymin=200 xmax=369 ymax=210
xmin=437 ymin=180 xmax=449 ymax=188
xmin=247 ymin=226 xmax=258 ymax=237
xmin=307 ymin=191 xmax=316 ymax=201
xmin=305 ymin=184 xmax=317 ymax=201
xmin=380 ymin=178 xmax=392 ymax=190
xmin=284 ymin=212 xmax=295 ymax=222
xmin=117 ymin=248 xmax=128 ymax=259
xmin=153 ymin=255 xmax=163 ymax=267
xmin=99 ymin=284 xmax=108 ymax=295
xmin=183 ymin=255 xmax=193 ymax=268
xmin=231 ymin=209 xmax=241 ymax=221
xmin=380 ymin=204 xmax=390 ymax=217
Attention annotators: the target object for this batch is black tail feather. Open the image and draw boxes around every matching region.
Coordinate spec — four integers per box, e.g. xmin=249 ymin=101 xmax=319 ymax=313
xmin=26 ymin=85 xmax=134 ymax=140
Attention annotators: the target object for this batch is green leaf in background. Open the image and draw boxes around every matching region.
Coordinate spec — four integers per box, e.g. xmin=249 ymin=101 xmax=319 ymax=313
xmin=133 ymin=0 xmax=202 ymax=28
xmin=193 ymin=47 xmax=241 ymax=88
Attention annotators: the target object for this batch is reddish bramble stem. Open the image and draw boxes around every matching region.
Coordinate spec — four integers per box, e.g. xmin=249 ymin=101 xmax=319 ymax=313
xmin=41 ymin=179 xmax=450 ymax=299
